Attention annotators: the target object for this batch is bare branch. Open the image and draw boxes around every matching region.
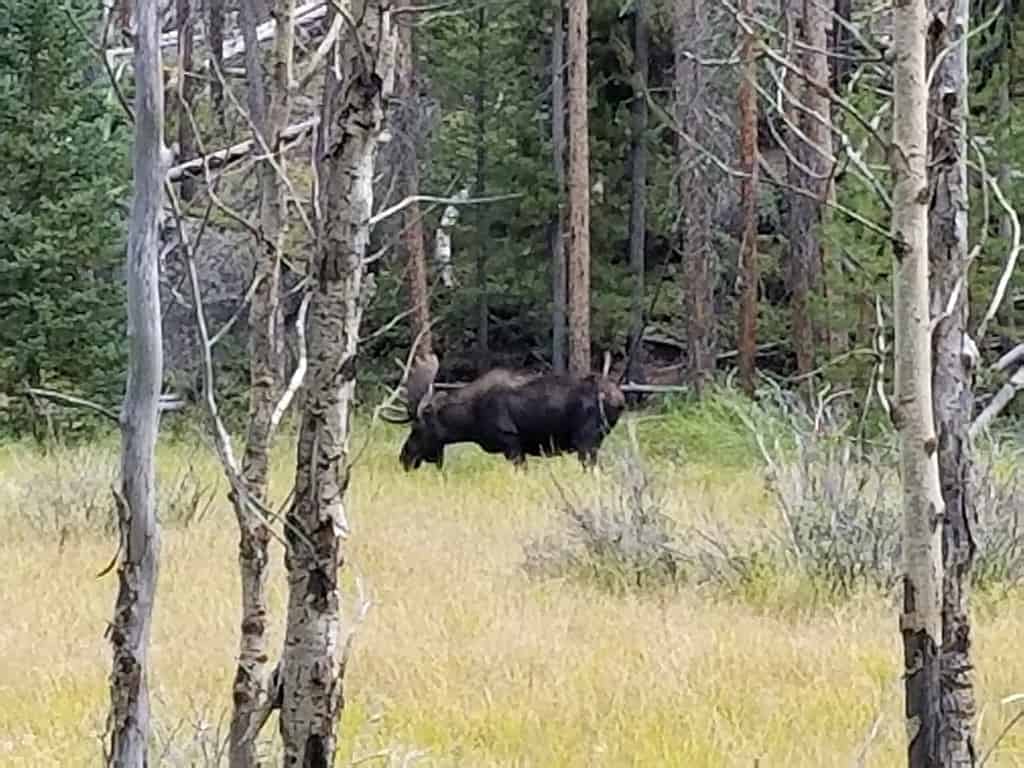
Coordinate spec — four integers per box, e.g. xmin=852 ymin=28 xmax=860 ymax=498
xmin=269 ymin=290 xmax=313 ymax=433
xmin=166 ymin=118 xmax=319 ymax=181
xmin=23 ymin=387 xmax=120 ymax=423
xmin=367 ymin=192 xmax=524 ymax=227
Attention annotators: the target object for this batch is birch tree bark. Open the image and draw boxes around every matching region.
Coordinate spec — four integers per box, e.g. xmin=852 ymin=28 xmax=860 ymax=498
xmin=106 ymin=0 xmax=165 ymax=763
xmin=550 ymin=0 xmax=568 ymax=373
xmin=891 ymin=0 xmax=945 ymax=760
xmin=566 ymin=0 xmax=591 ymax=376
xmin=397 ymin=2 xmax=433 ymax=356
xmin=228 ymin=1 xmax=294 ymax=764
xmin=278 ymin=1 xmax=395 ymax=762
xmin=927 ymin=0 xmax=977 ymax=761
xmin=736 ymin=0 xmax=759 ymax=396
xmin=626 ymin=0 xmax=648 ymax=384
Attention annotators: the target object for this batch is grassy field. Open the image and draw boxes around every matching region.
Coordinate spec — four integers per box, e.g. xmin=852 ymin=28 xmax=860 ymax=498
xmin=2 ymin=410 xmax=1024 ymax=767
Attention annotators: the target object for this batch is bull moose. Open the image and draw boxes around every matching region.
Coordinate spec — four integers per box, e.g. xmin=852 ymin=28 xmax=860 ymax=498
xmin=380 ymin=353 xmax=626 ymax=471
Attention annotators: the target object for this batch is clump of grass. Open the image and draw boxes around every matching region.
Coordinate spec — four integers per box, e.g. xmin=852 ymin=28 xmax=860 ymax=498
xmin=523 ymin=436 xmax=684 ymax=592
xmin=1 ymin=441 xmax=119 ymax=539
xmin=0 ymin=437 xmax=220 ymax=541
xmin=631 ymin=383 xmax=796 ymax=467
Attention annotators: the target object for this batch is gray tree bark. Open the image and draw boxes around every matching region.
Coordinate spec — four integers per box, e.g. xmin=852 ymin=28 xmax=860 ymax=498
xmin=208 ymin=0 xmax=226 ymax=128
xmin=736 ymin=0 xmax=758 ymax=396
xmin=566 ymin=0 xmax=591 ymax=376
xmin=928 ymin=0 xmax=977 ymax=762
xmin=626 ymin=0 xmax=648 ymax=384
xmin=550 ymin=0 xmax=568 ymax=373
xmin=278 ymin=2 xmax=395 ymax=763
xmin=106 ymin=0 xmax=165 ymax=764
xmin=891 ymin=0 xmax=945 ymax=761
xmin=674 ymin=0 xmax=715 ymax=394
xmin=175 ymin=0 xmax=197 ymax=201
xmin=228 ymin=1 xmax=294 ymax=765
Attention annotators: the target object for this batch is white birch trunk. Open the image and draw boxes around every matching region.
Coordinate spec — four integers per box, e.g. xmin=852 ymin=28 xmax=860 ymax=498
xmin=278 ymin=1 xmax=396 ymax=762
xmin=927 ymin=0 xmax=977 ymax=761
xmin=106 ymin=0 xmax=165 ymax=764
xmin=228 ymin=1 xmax=295 ymax=765
xmin=892 ymin=0 xmax=945 ymax=761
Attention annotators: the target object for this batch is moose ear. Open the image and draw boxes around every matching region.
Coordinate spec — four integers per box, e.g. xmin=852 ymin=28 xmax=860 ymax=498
xmin=406 ymin=352 xmax=440 ymax=418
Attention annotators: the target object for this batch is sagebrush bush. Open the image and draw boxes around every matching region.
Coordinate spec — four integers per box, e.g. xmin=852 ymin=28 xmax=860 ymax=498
xmin=684 ymin=392 xmax=1024 ymax=598
xmin=523 ymin=436 xmax=685 ymax=592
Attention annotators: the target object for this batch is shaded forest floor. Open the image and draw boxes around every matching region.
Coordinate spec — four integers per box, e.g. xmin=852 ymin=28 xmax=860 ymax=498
xmin=2 ymin=410 xmax=1024 ymax=767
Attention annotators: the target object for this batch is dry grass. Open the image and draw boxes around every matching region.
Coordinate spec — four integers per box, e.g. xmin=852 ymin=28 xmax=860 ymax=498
xmin=2 ymin=421 xmax=1024 ymax=767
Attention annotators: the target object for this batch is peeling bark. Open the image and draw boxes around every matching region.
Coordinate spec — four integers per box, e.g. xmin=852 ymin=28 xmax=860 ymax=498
xmin=228 ymin=1 xmax=294 ymax=765
xmin=736 ymin=0 xmax=758 ymax=396
xmin=928 ymin=0 xmax=978 ymax=762
xmin=566 ymin=0 xmax=591 ymax=376
xmin=278 ymin=2 xmax=395 ymax=764
xmin=106 ymin=0 xmax=164 ymax=764
xmin=892 ymin=0 xmax=945 ymax=761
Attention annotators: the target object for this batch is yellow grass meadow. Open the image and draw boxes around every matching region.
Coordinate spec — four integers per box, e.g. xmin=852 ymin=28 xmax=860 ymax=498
xmin=2 ymin=420 xmax=1024 ymax=767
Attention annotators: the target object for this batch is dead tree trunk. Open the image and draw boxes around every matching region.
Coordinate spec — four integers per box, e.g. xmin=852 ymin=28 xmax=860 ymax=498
xmin=176 ymin=0 xmax=197 ymax=201
xmin=566 ymin=0 xmax=591 ymax=376
xmin=397 ymin=4 xmax=432 ymax=356
xmin=474 ymin=5 xmax=489 ymax=373
xmin=785 ymin=0 xmax=832 ymax=387
xmin=626 ymin=0 xmax=648 ymax=383
xmin=278 ymin=2 xmax=395 ymax=761
xmin=674 ymin=0 xmax=715 ymax=394
xmin=928 ymin=0 xmax=977 ymax=761
xmin=892 ymin=0 xmax=945 ymax=760
xmin=228 ymin=1 xmax=294 ymax=765
xmin=106 ymin=0 xmax=164 ymax=764
xmin=550 ymin=0 xmax=568 ymax=373
xmin=208 ymin=0 xmax=225 ymax=128
xmin=736 ymin=0 xmax=759 ymax=396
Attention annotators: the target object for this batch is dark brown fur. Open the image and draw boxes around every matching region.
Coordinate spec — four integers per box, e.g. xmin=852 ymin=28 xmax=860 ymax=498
xmin=393 ymin=358 xmax=626 ymax=471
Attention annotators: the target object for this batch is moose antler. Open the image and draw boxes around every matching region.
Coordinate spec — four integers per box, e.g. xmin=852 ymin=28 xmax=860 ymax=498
xmin=376 ymin=325 xmax=439 ymax=424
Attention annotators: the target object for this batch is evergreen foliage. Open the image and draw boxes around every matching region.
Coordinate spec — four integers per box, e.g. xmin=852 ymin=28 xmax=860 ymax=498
xmin=0 ymin=0 xmax=130 ymax=437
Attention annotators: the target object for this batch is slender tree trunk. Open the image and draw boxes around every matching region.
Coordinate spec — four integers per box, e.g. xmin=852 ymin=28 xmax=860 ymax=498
xmin=626 ymin=0 xmax=648 ymax=383
xmin=106 ymin=0 xmax=164 ymax=763
xmin=786 ymin=0 xmax=831 ymax=388
xmin=398 ymin=4 xmax=432 ymax=356
xmin=474 ymin=5 xmax=489 ymax=373
xmin=736 ymin=0 xmax=759 ymax=396
xmin=208 ymin=0 xmax=226 ymax=128
xmin=928 ymin=0 xmax=977 ymax=762
xmin=892 ymin=0 xmax=945 ymax=760
xmin=228 ymin=1 xmax=294 ymax=764
xmin=674 ymin=0 xmax=715 ymax=393
xmin=176 ymin=0 xmax=197 ymax=201
xmin=279 ymin=3 xmax=395 ymax=762
xmin=551 ymin=0 xmax=568 ymax=373
xmin=566 ymin=0 xmax=591 ymax=376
